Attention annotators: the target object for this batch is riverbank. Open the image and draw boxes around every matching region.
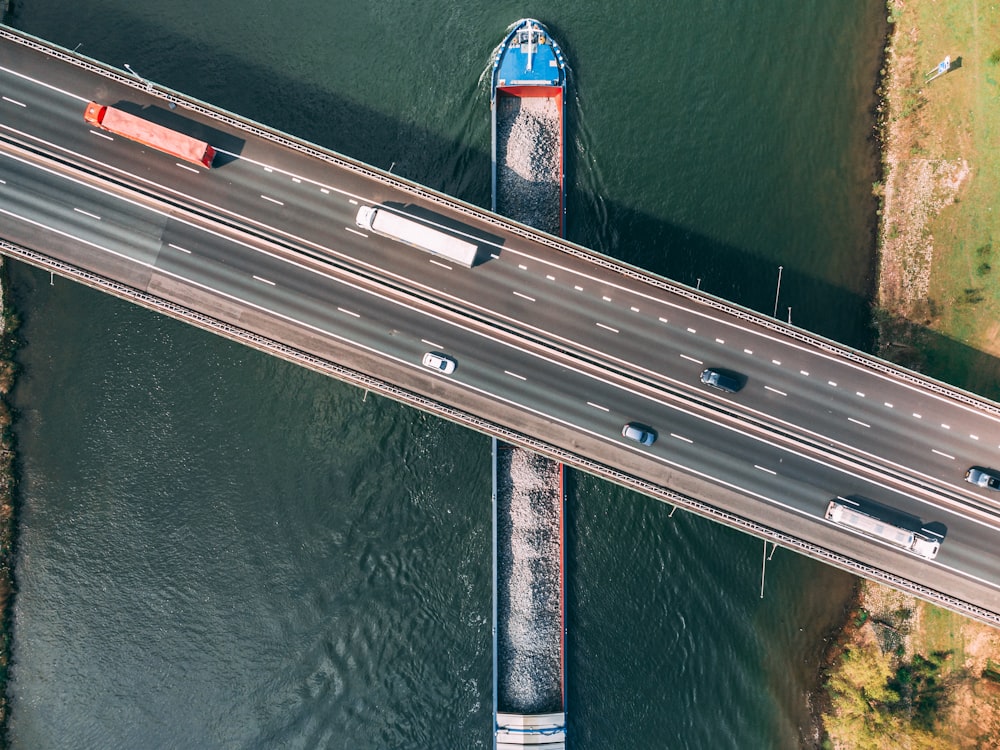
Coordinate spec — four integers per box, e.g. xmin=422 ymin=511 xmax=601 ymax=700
xmin=821 ymin=1 xmax=1000 ymax=746
xmin=0 ymin=257 xmax=19 ymax=750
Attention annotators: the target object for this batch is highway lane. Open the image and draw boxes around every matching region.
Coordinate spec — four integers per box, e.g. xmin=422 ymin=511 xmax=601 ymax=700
xmin=4 ymin=140 xmax=1000 ymax=613
xmin=4 ymin=46 xmax=998 ymax=513
xmin=5 ymin=31 xmax=1000 ymax=615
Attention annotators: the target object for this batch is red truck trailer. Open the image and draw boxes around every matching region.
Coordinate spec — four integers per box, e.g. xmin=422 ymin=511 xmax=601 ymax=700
xmin=83 ymin=102 xmax=216 ymax=168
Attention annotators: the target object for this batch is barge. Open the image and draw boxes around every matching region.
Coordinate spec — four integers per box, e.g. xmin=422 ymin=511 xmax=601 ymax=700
xmin=490 ymin=18 xmax=568 ymax=750
xmin=490 ymin=18 xmax=567 ymax=236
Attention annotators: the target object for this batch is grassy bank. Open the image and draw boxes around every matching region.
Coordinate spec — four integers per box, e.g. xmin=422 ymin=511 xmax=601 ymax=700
xmin=822 ymin=1 xmax=1000 ymax=747
xmin=875 ymin=0 xmax=1000 ymax=392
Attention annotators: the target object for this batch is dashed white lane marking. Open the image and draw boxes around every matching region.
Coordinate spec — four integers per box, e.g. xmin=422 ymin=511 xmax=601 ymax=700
xmin=345 ymin=227 xmax=367 ymax=237
xmin=856 ymin=391 xmax=865 ymax=397
xmin=252 ymin=275 xmax=275 ymax=286
xmin=671 ymin=433 xmax=694 ymax=444
xmin=680 ymin=354 xmax=703 ymax=364
xmin=587 ymin=401 xmax=610 ymax=412
xmin=89 ymin=129 xmax=114 ymax=141
xmin=772 ymin=359 xmax=781 ymax=365
xmin=260 ymin=194 xmax=284 ymax=206
xmin=421 ymin=339 xmax=441 ymax=348
xmin=715 ymin=338 xmax=725 ymax=344
xmin=73 ymin=207 xmax=100 ymax=220
xmin=337 ymin=307 xmax=360 ymax=318
xmin=175 ymin=163 xmax=199 ymax=173
xmin=546 ymin=274 xmax=556 ymax=281
xmin=429 ymin=259 xmax=452 ymax=270
xmin=764 ymin=385 xmax=787 ymax=396
xmin=518 ymin=264 xmax=528 ymax=270
xmin=848 ymin=417 xmax=871 ymax=428
xmin=574 ymin=285 xmax=584 ymax=291
xmin=687 ymin=327 xmax=697 ymax=333
xmin=264 ymin=166 xmax=273 ymax=172
xmin=754 ymin=465 xmax=777 ymax=475
xmin=828 ymin=380 xmax=838 ymax=387
xmin=800 ymin=370 xmax=809 ymax=376
xmin=0 ymin=179 xmax=6 ymax=185
xmin=932 ymin=449 xmax=956 ymax=460
xmin=602 ymin=296 xmax=612 ymax=302
xmin=659 ymin=317 xmax=669 ymax=323
xmin=2 ymin=96 xmax=26 ymax=107
xmin=630 ymin=306 xmax=640 ymax=312
xmin=744 ymin=348 xmax=753 ymax=354
xmin=504 ymin=370 xmax=527 ymax=381
xmin=595 ymin=322 xmax=619 ymax=333
xmin=971 ymin=434 xmax=980 ymax=441
xmin=884 ymin=402 xmax=893 ymax=408
xmin=913 ymin=413 xmax=922 ymax=419
xmin=292 ymin=177 xmax=301 ymax=183
xmin=513 ymin=291 xmax=536 ymax=302
xmin=321 ymin=188 xmax=331 ymax=194
xmin=167 ymin=243 xmax=191 ymax=254
xmin=941 ymin=424 xmax=951 ymax=430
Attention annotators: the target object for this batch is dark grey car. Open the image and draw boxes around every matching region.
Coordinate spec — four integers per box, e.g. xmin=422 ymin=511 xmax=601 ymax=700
xmin=700 ymin=368 xmax=744 ymax=393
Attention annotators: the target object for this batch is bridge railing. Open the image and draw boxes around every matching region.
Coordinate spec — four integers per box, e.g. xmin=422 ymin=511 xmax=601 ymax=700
xmin=3 ymin=25 xmax=999 ymax=419
xmin=3 ymin=235 xmax=997 ymax=628
xmin=4 ymin=24 xmax=1000 ymax=421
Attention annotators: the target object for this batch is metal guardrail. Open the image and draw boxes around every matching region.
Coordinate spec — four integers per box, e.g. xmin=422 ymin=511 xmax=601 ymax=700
xmin=3 ymin=24 xmax=999 ymax=419
xmin=3 ymin=27 xmax=1000 ymax=625
xmin=2 ymin=238 xmax=997 ymax=627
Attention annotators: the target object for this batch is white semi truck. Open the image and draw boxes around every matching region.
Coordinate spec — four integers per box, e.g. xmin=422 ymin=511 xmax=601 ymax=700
xmin=355 ymin=206 xmax=478 ymax=268
xmin=825 ymin=497 xmax=943 ymax=559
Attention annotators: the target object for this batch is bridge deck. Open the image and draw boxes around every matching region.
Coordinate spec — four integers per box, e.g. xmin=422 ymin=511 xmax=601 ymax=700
xmin=4 ymin=25 xmax=1000 ymax=624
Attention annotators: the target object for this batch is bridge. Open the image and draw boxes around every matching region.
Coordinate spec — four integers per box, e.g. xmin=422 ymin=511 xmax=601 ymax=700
xmin=2 ymin=26 xmax=1000 ymax=624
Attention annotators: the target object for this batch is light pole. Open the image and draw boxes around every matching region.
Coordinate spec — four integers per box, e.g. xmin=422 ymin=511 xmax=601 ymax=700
xmin=772 ymin=265 xmax=783 ymax=318
xmin=123 ymin=63 xmax=153 ymax=91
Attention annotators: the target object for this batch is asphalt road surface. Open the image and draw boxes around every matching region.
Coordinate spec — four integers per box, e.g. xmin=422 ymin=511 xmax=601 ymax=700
xmin=3 ymin=29 xmax=1000 ymax=619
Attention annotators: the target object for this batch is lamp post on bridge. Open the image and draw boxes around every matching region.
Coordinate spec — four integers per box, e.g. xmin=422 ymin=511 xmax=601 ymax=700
xmin=772 ymin=265 xmax=783 ymax=318
xmin=123 ymin=63 xmax=153 ymax=92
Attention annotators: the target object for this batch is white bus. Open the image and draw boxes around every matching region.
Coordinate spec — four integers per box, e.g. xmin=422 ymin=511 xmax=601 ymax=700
xmin=825 ymin=498 xmax=943 ymax=560
xmin=356 ymin=206 xmax=479 ymax=268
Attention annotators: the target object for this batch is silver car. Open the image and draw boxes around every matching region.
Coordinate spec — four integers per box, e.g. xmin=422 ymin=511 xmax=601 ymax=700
xmin=621 ymin=422 xmax=657 ymax=446
xmin=965 ymin=466 xmax=1000 ymax=490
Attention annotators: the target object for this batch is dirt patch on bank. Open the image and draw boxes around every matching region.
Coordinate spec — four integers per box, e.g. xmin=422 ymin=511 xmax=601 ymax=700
xmin=876 ymin=18 xmax=970 ymax=321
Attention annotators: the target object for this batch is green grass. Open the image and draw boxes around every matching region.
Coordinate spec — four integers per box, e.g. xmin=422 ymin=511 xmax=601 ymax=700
xmin=893 ymin=0 xmax=1000 ymax=386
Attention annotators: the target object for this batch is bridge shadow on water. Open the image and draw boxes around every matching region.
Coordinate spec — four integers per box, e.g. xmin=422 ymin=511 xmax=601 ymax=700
xmin=28 ymin=12 xmax=1000 ymax=403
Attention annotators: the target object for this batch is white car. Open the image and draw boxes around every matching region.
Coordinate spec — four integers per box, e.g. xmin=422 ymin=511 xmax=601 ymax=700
xmin=422 ymin=351 xmax=457 ymax=375
xmin=621 ymin=422 xmax=657 ymax=446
